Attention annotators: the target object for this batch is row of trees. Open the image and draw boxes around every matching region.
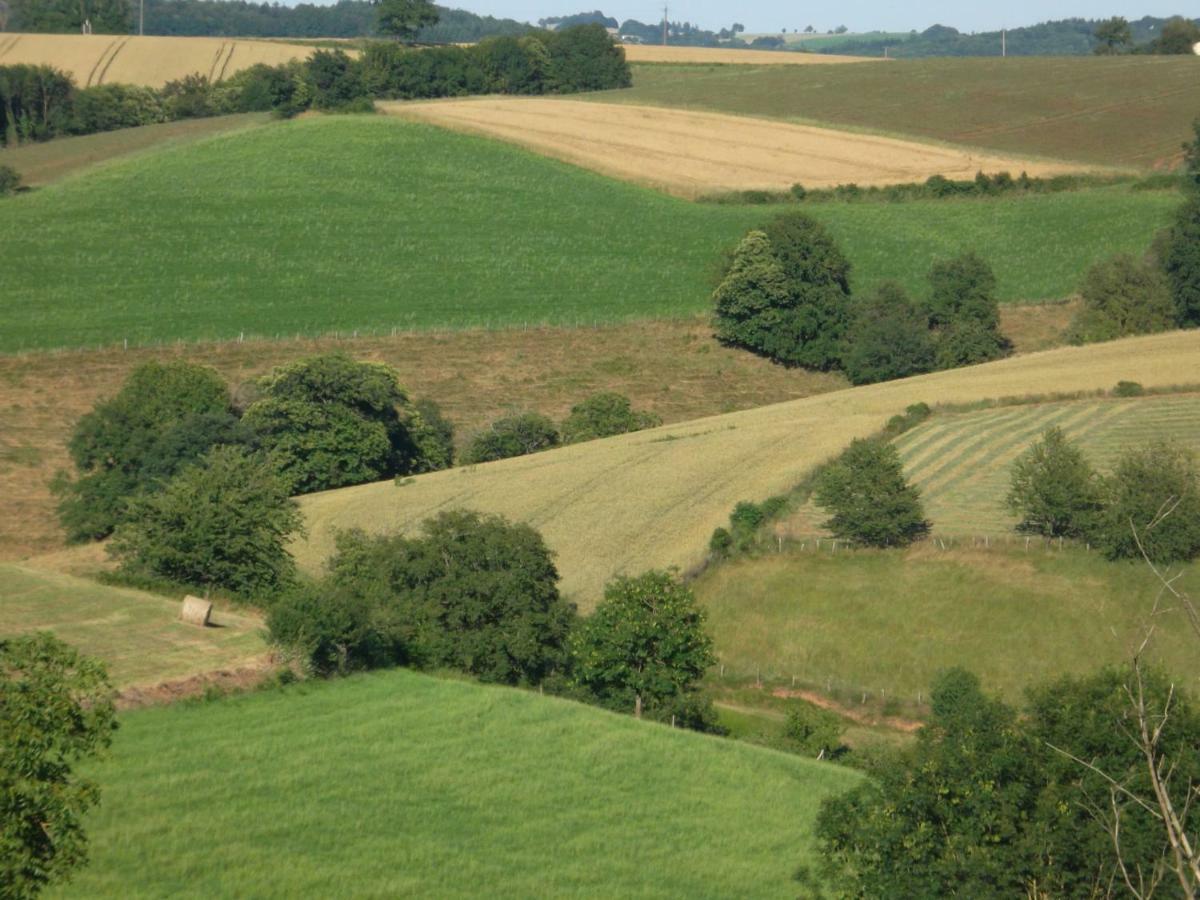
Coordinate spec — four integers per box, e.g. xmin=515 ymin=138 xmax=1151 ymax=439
xmin=712 ymin=212 xmax=1009 ymax=384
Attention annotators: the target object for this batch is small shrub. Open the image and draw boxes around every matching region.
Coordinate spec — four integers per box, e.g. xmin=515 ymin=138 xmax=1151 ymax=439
xmin=463 ymin=411 xmax=559 ymax=463
xmin=160 ymin=73 xmax=216 ymax=120
xmin=266 ymin=583 xmax=398 ymax=675
xmin=561 ymin=392 xmax=660 ymax=443
xmin=69 ymin=84 xmax=166 ymax=134
xmin=883 ymin=402 xmax=932 ymax=436
xmin=783 ymin=702 xmax=846 ymax=758
xmin=815 ymin=438 xmax=929 ymax=547
xmin=0 ymin=164 xmax=20 ymax=196
xmin=1113 ymin=380 xmax=1145 ymax=397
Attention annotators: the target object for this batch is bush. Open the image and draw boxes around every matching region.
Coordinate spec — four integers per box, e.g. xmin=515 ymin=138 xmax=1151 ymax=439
xmin=925 ymin=252 xmax=1010 ymax=367
xmin=571 ymin=569 xmax=715 ymax=723
xmin=411 ymin=397 xmax=455 ymax=471
xmin=68 ymin=83 xmax=166 ymax=135
xmin=266 ymin=583 xmax=397 ymax=675
xmin=713 ymin=214 xmax=853 ymax=370
xmin=814 ymin=438 xmax=929 ymax=547
xmin=463 ymin=411 xmax=560 ymax=463
xmin=1006 ymin=427 xmax=1103 ymax=538
xmin=1067 ymin=253 xmax=1175 ymax=344
xmin=328 ymin=510 xmax=574 ymax=684
xmin=1163 ymin=194 xmax=1200 ymax=327
xmin=1091 ymin=440 xmax=1200 ymax=563
xmin=543 ymin=23 xmax=632 ymax=92
xmin=303 ymin=49 xmax=364 ymax=110
xmin=54 ymin=360 xmax=243 ymax=541
xmin=0 ymin=64 xmax=74 ymax=145
xmin=1113 ymin=380 xmax=1145 ymax=397
xmin=214 ymin=63 xmax=302 ymax=113
xmin=560 ymin=392 xmax=660 ymax=443
xmin=160 ymin=73 xmax=216 ymax=120
xmin=0 ymin=164 xmax=20 ymax=195
xmin=110 ymin=446 xmax=303 ymax=598
xmin=841 ymin=281 xmax=936 ymax=385
xmin=1 ymin=633 xmax=117 ymax=898
xmin=882 ymin=402 xmax=932 ymax=437
xmin=242 ymin=354 xmax=444 ymax=493
xmin=783 ymin=702 xmax=846 ymax=758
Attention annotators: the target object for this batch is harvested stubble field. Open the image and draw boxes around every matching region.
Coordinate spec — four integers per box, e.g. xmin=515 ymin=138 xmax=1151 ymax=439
xmin=391 ymin=98 xmax=1088 ymax=197
xmin=621 ymin=44 xmax=877 ymax=65
xmin=51 ymin=669 xmax=859 ymax=898
xmin=0 ymin=32 xmax=312 ymax=88
xmin=607 ymin=55 xmax=1200 ymax=169
xmin=0 ymin=563 xmax=266 ymax=689
xmin=293 ymin=331 xmax=1200 ymax=610
xmin=696 ymin=544 xmax=1200 ymax=704
xmin=0 ymin=115 xmax=1174 ymax=352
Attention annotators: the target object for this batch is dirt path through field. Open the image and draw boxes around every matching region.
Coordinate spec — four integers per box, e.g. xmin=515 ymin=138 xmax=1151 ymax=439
xmin=388 ymin=98 xmax=1093 ymax=197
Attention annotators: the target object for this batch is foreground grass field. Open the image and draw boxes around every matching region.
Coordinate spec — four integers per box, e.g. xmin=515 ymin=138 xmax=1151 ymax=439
xmin=697 ymin=545 xmax=1200 ymax=704
xmin=0 ymin=115 xmax=1175 ymax=351
xmin=294 ymin=331 xmax=1200 ymax=609
xmin=0 ymin=563 xmax=266 ymax=689
xmin=610 ymin=56 xmax=1200 ymax=169
xmin=51 ymin=669 xmax=859 ymax=898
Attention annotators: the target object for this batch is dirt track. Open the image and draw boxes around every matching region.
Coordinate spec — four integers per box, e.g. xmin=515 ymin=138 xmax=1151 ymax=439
xmin=388 ymin=97 xmax=1092 ymax=197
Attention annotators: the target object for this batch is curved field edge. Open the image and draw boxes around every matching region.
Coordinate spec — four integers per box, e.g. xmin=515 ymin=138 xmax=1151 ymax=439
xmin=0 ymin=115 xmax=1175 ymax=352
xmin=294 ymin=330 xmax=1200 ymax=609
xmin=51 ymin=669 xmax=859 ymax=898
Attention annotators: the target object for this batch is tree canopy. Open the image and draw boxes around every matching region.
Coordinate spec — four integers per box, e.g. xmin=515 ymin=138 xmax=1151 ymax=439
xmin=1006 ymin=426 xmax=1103 ymax=538
xmin=815 ymin=438 xmax=929 ymax=546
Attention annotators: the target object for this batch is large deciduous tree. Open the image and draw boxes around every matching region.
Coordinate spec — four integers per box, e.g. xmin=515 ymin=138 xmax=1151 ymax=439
xmin=374 ymin=0 xmax=438 ymax=40
xmin=1007 ymin=426 xmax=1103 ymax=538
xmin=815 ymin=438 xmax=929 ymax=547
xmin=841 ymin=281 xmax=936 ymax=385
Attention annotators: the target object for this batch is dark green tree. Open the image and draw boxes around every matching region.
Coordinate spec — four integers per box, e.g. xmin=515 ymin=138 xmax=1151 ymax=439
xmin=54 ymin=360 xmax=242 ymax=541
xmin=462 ymin=411 xmax=559 ymax=463
xmin=1163 ymin=194 xmax=1200 ymax=327
xmin=570 ymin=569 xmax=715 ymax=723
xmin=926 ymin=252 xmax=1010 ymax=368
xmin=327 ymin=510 xmax=574 ymax=684
xmin=713 ymin=215 xmax=853 ymax=370
xmin=1148 ymin=16 xmax=1200 ymax=54
xmin=110 ymin=445 xmax=303 ymax=597
xmin=301 ymin=49 xmax=364 ymax=109
xmin=841 ymin=281 xmax=936 ymax=385
xmin=1006 ymin=426 xmax=1103 ymax=538
xmin=1068 ymin=253 xmax=1176 ymax=343
xmin=543 ymin=24 xmax=631 ymax=92
xmin=815 ymin=438 xmax=929 ymax=546
xmin=242 ymin=354 xmax=445 ymax=493
xmin=0 ymin=163 xmax=20 ymax=195
xmin=561 ymin=392 xmax=661 ymax=443
xmin=1091 ymin=440 xmax=1200 ymax=563
xmin=1092 ymin=16 xmax=1132 ymax=53
xmin=266 ymin=582 xmax=397 ymax=675
xmin=374 ymin=0 xmax=438 ymax=40
xmin=1 ymin=633 xmax=117 ymax=899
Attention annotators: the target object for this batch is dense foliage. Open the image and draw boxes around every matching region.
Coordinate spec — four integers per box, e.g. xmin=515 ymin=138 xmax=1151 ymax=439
xmin=5 ymin=0 xmax=130 ymax=33
xmin=814 ymin=438 xmax=929 ymax=547
xmin=1006 ymin=427 xmax=1103 ymax=538
xmin=109 ymin=445 xmax=303 ymax=597
xmin=463 ymin=412 xmax=560 ymax=463
xmin=1163 ymin=194 xmax=1200 ymax=328
xmin=571 ymin=569 xmax=717 ymax=728
xmin=841 ymin=282 xmax=936 ymax=385
xmin=1069 ymin=253 xmax=1176 ymax=344
xmin=374 ymin=0 xmax=436 ymax=40
xmin=561 ymin=392 xmax=660 ymax=443
xmin=0 ymin=163 xmax=20 ymax=195
xmin=1 ymin=633 xmax=117 ymax=899
xmin=926 ymin=251 xmax=1009 ymax=368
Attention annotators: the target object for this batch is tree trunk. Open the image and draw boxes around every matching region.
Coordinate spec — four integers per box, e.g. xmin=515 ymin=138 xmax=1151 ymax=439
xmin=634 ymin=694 xmax=642 ymax=719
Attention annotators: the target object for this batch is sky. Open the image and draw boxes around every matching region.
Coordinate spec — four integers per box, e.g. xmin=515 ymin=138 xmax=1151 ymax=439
xmin=422 ymin=2 xmax=1192 ymax=34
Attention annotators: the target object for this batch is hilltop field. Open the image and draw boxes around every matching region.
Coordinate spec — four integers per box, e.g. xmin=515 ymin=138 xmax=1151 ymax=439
xmin=48 ymin=669 xmax=859 ymax=898
xmin=0 ymin=115 xmax=1176 ymax=352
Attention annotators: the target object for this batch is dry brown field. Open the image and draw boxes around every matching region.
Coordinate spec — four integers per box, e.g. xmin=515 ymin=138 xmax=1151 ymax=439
xmin=621 ymin=45 xmax=876 ymax=65
xmin=388 ymin=98 xmax=1094 ymax=198
xmin=292 ymin=330 xmax=1200 ymax=610
xmin=0 ymin=32 xmax=312 ymax=87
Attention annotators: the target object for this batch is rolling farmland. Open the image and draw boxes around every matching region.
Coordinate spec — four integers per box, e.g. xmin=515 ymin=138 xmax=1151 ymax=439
xmin=293 ymin=331 xmax=1200 ymax=609
xmin=0 ymin=32 xmax=313 ymax=88
xmin=0 ymin=115 xmax=1175 ymax=352
xmin=621 ymin=44 xmax=877 ymax=65
xmin=604 ymin=56 xmax=1200 ymax=169
xmin=391 ymin=98 xmax=1090 ymax=198
xmin=51 ymin=669 xmax=860 ymax=898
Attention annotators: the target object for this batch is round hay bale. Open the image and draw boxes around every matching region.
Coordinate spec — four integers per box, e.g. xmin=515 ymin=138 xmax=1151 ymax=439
xmin=181 ymin=595 xmax=213 ymax=627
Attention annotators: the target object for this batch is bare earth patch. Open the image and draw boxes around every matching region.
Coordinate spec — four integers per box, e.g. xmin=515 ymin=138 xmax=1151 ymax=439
xmin=387 ymin=98 xmax=1095 ymax=198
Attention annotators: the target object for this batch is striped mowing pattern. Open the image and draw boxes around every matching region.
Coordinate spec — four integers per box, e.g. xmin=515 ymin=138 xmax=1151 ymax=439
xmin=894 ymin=394 xmax=1200 ymax=536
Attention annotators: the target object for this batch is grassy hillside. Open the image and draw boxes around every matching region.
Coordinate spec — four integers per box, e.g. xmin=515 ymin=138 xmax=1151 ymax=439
xmin=612 ymin=56 xmax=1200 ymax=169
xmin=695 ymin=545 xmax=1200 ymax=704
xmin=51 ymin=669 xmax=859 ymax=897
xmin=293 ymin=331 xmax=1200 ymax=609
xmin=0 ymin=115 xmax=1175 ymax=352
xmin=0 ymin=563 xmax=265 ymax=688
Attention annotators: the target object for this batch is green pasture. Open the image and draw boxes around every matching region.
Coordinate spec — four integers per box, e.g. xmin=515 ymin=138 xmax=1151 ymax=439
xmin=0 ymin=115 xmax=1175 ymax=352
xmin=696 ymin=545 xmax=1200 ymax=704
xmin=51 ymin=669 xmax=858 ymax=898
xmin=614 ymin=56 xmax=1200 ymax=169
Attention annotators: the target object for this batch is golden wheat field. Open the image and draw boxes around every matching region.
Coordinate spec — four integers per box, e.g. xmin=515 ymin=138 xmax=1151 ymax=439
xmin=0 ymin=33 xmax=312 ymax=87
xmin=621 ymin=44 xmax=876 ymax=65
xmin=294 ymin=331 xmax=1200 ymax=609
xmin=387 ymin=98 xmax=1092 ymax=197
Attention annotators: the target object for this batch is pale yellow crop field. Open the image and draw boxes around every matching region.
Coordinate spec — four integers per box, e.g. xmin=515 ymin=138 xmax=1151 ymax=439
xmin=0 ymin=32 xmax=312 ymax=87
xmin=622 ymin=44 xmax=877 ymax=65
xmin=294 ymin=331 xmax=1200 ymax=609
xmin=387 ymin=98 xmax=1092 ymax=197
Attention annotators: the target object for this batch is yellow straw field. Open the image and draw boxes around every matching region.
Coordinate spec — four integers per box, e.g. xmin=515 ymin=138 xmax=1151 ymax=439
xmin=0 ymin=32 xmax=312 ymax=87
xmin=388 ymin=98 xmax=1093 ymax=197
xmin=294 ymin=330 xmax=1200 ymax=609
xmin=621 ymin=44 xmax=877 ymax=65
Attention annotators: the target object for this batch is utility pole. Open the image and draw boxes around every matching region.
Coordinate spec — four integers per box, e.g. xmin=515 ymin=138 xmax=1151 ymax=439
xmin=661 ymin=3 xmax=667 ymax=45
xmin=1001 ymin=28 xmax=1006 ymax=57
xmin=139 ymin=0 xmax=144 ymax=35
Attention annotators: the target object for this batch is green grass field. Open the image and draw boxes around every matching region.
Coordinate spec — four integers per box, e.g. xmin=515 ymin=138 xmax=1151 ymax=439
xmin=612 ymin=56 xmax=1200 ymax=169
xmin=0 ymin=563 xmax=266 ymax=688
xmin=695 ymin=545 xmax=1200 ymax=704
xmin=0 ymin=115 xmax=1175 ymax=352
xmin=51 ymin=669 xmax=859 ymax=898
